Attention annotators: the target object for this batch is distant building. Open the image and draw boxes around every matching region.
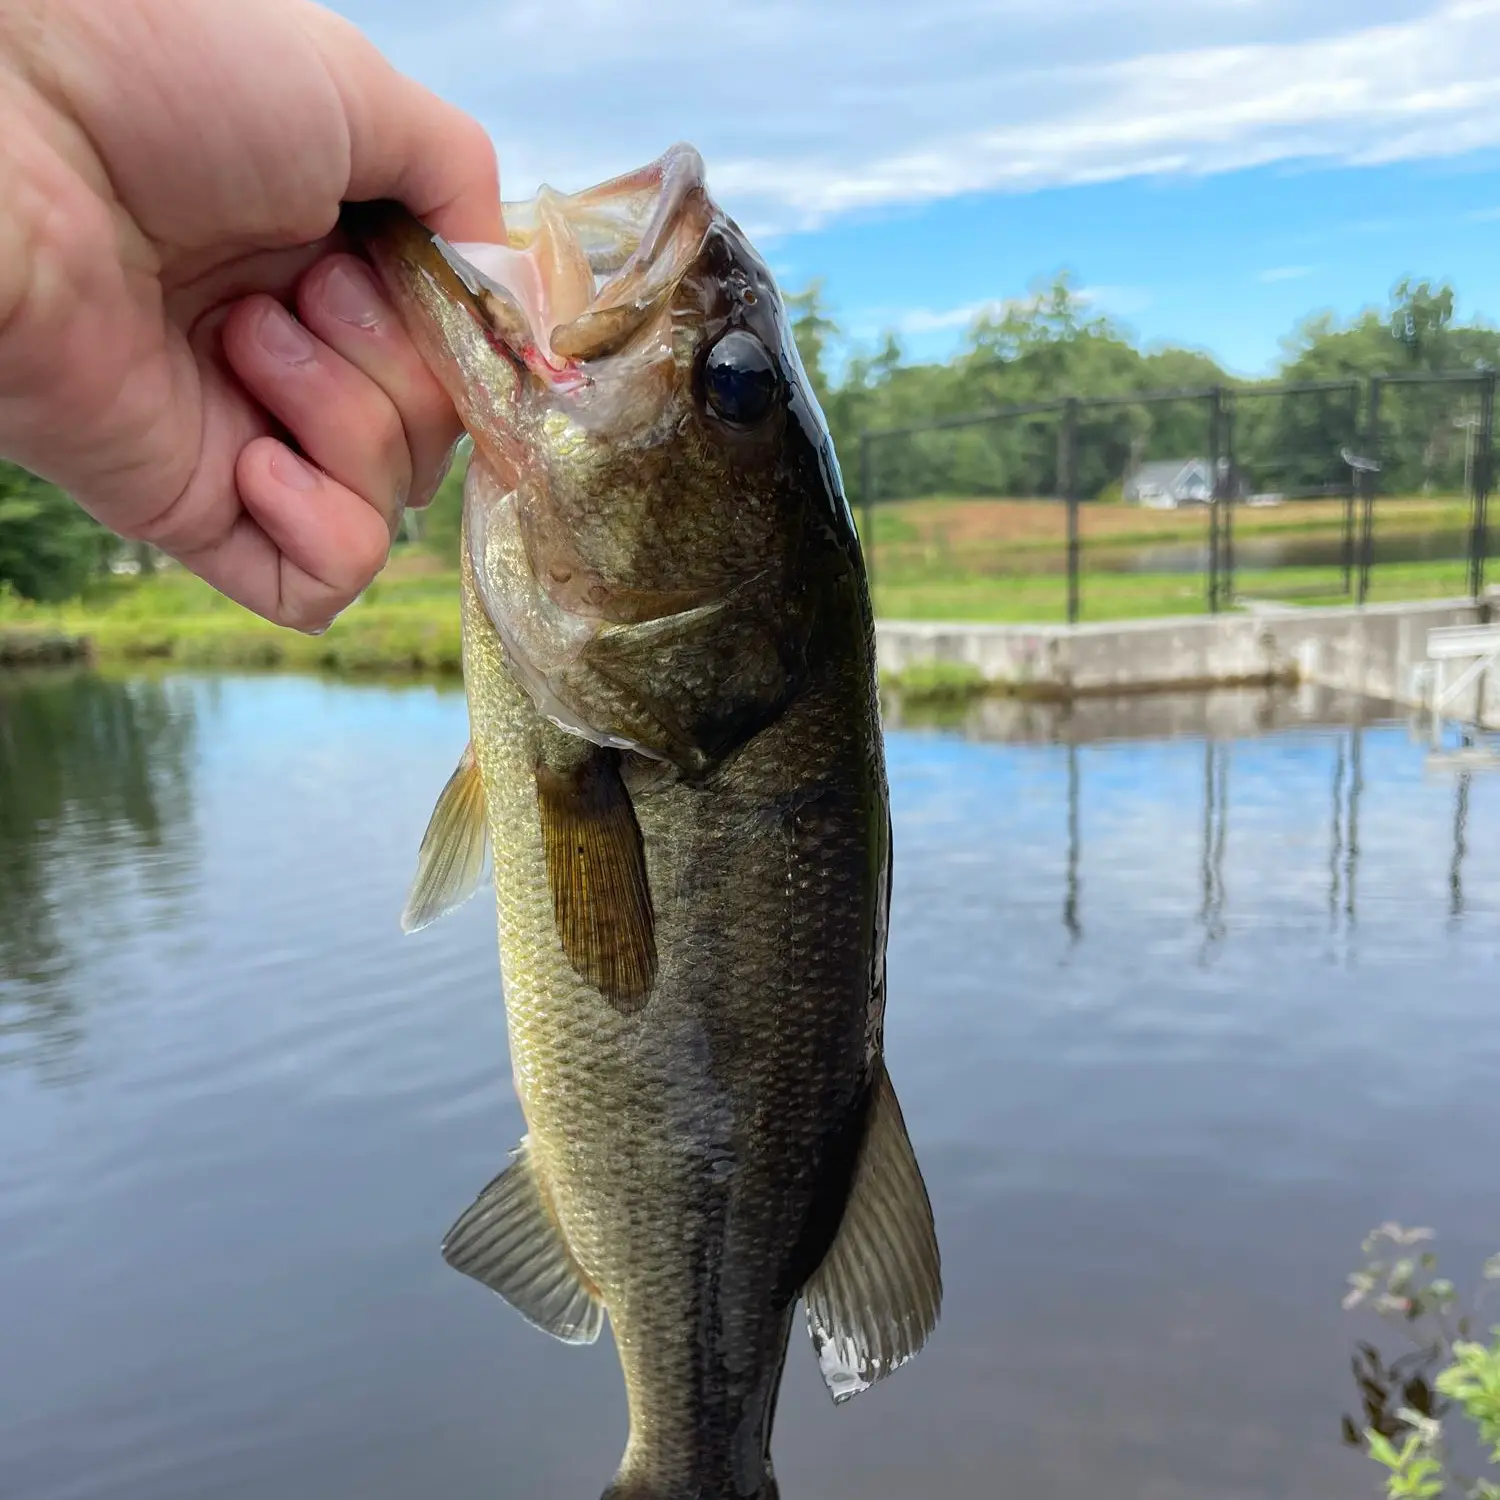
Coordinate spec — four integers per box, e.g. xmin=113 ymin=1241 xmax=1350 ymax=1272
xmin=1122 ymin=457 xmax=1253 ymax=507
xmin=1122 ymin=457 xmax=1214 ymax=508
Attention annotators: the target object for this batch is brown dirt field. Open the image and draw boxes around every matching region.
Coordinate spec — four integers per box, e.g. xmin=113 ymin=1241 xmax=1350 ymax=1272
xmin=878 ymin=494 xmax=1467 ymax=548
xmin=382 ymin=547 xmax=449 ymax=579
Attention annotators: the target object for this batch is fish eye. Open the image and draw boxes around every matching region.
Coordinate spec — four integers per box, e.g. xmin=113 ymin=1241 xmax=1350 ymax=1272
xmin=701 ymin=330 xmax=779 ymax=427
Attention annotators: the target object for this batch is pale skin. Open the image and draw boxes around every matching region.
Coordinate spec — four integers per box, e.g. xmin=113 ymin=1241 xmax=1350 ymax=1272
xmin=0 ymin=0 xmax=502 ymax=631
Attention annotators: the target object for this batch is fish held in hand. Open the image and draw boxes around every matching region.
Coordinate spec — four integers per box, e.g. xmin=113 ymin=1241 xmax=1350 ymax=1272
xmin=342 ymin=143 xmax=939 ymax=1500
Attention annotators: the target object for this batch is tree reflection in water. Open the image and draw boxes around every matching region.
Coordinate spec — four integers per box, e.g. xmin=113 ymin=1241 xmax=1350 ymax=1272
xmin=0 ymin=671 xmax=200 ymax=1078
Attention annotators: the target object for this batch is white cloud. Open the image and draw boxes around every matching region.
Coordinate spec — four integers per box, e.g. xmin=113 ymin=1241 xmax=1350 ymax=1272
xmin=849 ymin=284 xmax=1151 ymax=340
xmin=893 ymin=301 xmax=1007 ymax=335
xmin=1256 ymin=265 xmax=1316 ymax=282
xmin=331 ymin=0 xmax=1500 ymax=236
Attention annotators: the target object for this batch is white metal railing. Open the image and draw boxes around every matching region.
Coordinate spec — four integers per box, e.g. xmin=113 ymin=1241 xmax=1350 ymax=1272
xmin=1416 ymin=624 xmax=1500 ymax=748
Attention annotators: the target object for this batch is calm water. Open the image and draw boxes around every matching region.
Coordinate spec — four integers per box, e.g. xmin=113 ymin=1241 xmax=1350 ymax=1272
xmin=1109 ymin=525 xmax=1475 ymax=576
xmin=3 ymin=671 xmax=1498 ymax=1500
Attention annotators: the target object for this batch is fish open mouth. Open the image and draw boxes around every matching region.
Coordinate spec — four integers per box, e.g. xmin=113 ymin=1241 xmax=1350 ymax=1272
xmin=437 ymin=143 xmax=716 ymax=381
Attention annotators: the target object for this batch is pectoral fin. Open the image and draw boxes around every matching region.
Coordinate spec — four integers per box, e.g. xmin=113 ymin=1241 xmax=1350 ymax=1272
xmin=535 ymin=749 xmax=657 ymax=1013
xmin=442 ymin=1140 xmax=603 ymax=1345
xmin=803 ymin=1063 xmax=942 ymax=1403
xmin=401 ymin=742 xmax=490 ymax=933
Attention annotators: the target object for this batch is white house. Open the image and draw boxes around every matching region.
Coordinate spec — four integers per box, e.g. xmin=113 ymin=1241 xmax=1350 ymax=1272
xmin=1122 ymin=458 xmax=1214 ymax=509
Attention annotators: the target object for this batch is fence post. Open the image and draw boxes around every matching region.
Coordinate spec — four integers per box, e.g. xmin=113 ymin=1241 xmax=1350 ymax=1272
xmin=1218 ymin=386 xmax=1236 ymax=606
xmin=1063 ymin=397 xmax=1080 ymax=624
xmin=1206 ymin=389 xmax=1222 ymax=613
xmin=1340 ymin=462 xmax=1357 ymax=596
xmin=859 ymin=432 xmax=875 ymax=604
xmin=1468 ymin=372 xmax=1494 ymax=600
xmin=1357 ymin=379 xmax=1382 ymax=606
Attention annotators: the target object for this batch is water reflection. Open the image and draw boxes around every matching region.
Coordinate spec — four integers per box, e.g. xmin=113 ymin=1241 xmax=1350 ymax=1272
xmin=1107 ymin=526 xmax=1473 ymax=577
xmin=1063 ymin=741 xmax=1082 ymax=947
xmin=881 ymin=678 xmax=1394 ymax=745
xmin=1450 ymin=771 xmax=1471 ymax=925
xmin=1198 ymin=740 xmax=1229 ymax=960
xmin=1325 ymin=724 xmax=1365 ymax=953
xmin=0 ymin=671 xmax=200 ymax=1075
xmin=1 ymin=673 xmax=1496 ymax=1500
xmin=889 ymin=683 xmax=1484 ymax=954
xmin=1329 ymin=732 xmax=1347 ymax=931
xmin=1346 ymin=725 xmax=1364 ymax=932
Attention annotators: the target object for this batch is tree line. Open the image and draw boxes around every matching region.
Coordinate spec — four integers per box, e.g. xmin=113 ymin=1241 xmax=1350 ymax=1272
xmin=789 ymin=273 xmax=1500 ymax=505
xmin=4 ymin=274 xmax=1496 ymax=602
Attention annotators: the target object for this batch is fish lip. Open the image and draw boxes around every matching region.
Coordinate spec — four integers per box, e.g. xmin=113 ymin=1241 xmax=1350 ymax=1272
xmin=430 ymin=234 xmax=587 ymax=389
xmin=447 ymin=142 xmax=717 ymax=371
xmin=343 ymin=144 xmax=719 ymax=388
xmin=499 ymin=142 xmax=708 ymax=279
xmin=340 ymin=197 xmax=550 ymax=384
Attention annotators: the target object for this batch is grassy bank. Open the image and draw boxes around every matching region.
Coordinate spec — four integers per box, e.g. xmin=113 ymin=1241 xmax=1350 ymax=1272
xmin=0 ymin=627 xmax=92 ymax=666
xmin=0 ymin=553 xmax=463 ymax=676
xmin=0 ymin=500 xmax=1488 ymax=677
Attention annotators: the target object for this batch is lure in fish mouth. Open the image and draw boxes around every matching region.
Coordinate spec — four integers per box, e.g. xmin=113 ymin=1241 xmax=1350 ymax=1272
xmin=342 ymin=145 xmax=939 ymax=1500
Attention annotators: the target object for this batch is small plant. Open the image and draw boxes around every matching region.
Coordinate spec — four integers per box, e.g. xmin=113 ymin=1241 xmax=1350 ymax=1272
xmin=1342 ymin=1223 xmax=1500 ymax=1499
xmin=881 ymin=659 xmax=987 ymax=707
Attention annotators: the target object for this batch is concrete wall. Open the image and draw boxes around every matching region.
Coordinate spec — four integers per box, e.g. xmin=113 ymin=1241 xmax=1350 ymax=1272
xmin=875 ymin=595 xmax=1499 ymax=727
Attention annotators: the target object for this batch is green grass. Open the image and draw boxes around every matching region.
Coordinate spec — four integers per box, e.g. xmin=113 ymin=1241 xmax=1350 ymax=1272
xmin=0 ymin=542 xmax=1487 ymax=679
xmin=872 ymin=558 xmax=1483 ymax=623
xmin=0 ymin=562 xmax=464 ymax=676
xmin=877 ymin=659 xmax=987 ymax=704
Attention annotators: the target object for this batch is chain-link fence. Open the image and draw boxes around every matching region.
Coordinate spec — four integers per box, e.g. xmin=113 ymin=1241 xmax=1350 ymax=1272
xmin=855 ymin=401 xmax=1070 ymax=623
xmin=856 ymin=373 xmax=1495 ymax=623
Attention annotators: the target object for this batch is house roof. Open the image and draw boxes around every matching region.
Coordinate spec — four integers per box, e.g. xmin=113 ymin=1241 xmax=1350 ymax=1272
xmin=1127 ymin=458 xmax=1209 ymax=488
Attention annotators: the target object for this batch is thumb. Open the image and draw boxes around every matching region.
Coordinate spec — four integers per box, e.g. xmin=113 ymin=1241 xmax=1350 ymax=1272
xmin=302 ymin=3 xmax=504 ymax=243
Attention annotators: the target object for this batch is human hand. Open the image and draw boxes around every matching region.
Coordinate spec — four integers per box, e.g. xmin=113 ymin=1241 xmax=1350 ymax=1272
xmin=0 ymin=0 xmax=500 ymax=631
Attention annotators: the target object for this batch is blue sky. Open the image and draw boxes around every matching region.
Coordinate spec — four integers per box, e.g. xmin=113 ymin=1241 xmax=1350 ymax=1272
xmin=333 ymin=0 xmax=1500 ymax=377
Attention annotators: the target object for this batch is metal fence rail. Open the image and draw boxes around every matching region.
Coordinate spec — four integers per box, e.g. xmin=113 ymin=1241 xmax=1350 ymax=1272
xmin=856 ymin=371 xmax=1496 ymax=623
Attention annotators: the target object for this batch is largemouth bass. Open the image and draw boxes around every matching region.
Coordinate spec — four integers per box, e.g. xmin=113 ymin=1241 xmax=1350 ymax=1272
xmin=342 ymin=144 xmax=940 ymax=1500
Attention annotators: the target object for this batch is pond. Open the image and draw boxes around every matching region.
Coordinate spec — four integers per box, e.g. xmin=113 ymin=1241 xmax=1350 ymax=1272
xmin=2 ymin=670 xmax=1498 ymax=1500
xmin=1104 ymin=524 xmax=1475 ymax=577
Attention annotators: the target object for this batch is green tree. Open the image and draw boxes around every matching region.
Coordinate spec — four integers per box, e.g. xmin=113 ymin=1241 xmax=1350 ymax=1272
xmin=785 ymin=278 xmax=840 ymax=408
xmin=420 ymin=442 xmax=470 ymax=566
xmin=0 ymin=462 xmax=112 ymax=601
xmin=1389 ymin=278 xmax=1456 ymax=371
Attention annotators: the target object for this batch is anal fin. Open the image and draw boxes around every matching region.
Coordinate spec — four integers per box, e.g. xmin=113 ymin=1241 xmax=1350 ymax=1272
xmin=402 ymin=741 xmax=490 ymax=933
xmin=535 ymin=748 xmax=657 ymax=1013
xmin=803 ymin=1062 xmax=942 ymax=1403
xmin=442 ymin=1139 xmax=603 ymax=1345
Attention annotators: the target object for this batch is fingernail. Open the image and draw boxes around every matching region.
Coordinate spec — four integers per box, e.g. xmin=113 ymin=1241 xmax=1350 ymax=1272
xmin=258 ymin=305 xmax=317 ymax=367
xmin=321 ymin=261 xmax=384 ymax=329
xmin=269 ymin=447 xmax=321 ymax=491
